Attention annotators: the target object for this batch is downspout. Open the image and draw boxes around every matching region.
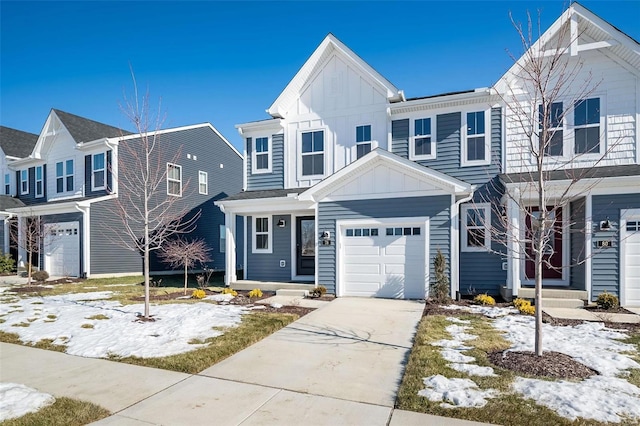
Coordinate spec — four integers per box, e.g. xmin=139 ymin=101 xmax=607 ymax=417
xmin=450 ymin=188 xmax=475 ymax=299
xmin=74 ymin=203 xmax=90 ymax=278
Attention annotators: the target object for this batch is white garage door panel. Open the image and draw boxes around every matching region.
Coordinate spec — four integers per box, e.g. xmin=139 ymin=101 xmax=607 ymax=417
xmin=340 ymin=221 xmax=427 ymax=299
xmin=44 ymin=221 xmax=80 ymax=277
xmin=622 ymin=212 xmax=640 ymax=307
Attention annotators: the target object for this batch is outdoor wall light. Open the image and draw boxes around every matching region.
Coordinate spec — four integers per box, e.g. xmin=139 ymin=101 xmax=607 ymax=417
xmin=277 ymin=219 xmax=286 ymax=228
xmin=600 ymin=218 xmax=611 ymax=231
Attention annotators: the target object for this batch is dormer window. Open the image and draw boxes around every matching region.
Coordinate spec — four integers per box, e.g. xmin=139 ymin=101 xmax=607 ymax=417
xmin=356 ymin=125 xmax=372 ymax=159
xmin=574 ymin=98 xmax=600 ymax=154
xmin=92 ymin=153 xmax=106 ymax=190
xmin=56 ymin=160 xmax=74 ymax=193
xmin=35 ymin=166 xmax=43 ymax=198
xmin=252 ymin=137 xmax=271 ymax=174
xmin=411 ymin=117 xmax=435 ymax=160
xmin=20 ymin=170 xmax=28 ymax=195
xmin=539 ymin=102 xmax=564 ymax=156
xmin=301 ymin=130 xmax=324 ymax=177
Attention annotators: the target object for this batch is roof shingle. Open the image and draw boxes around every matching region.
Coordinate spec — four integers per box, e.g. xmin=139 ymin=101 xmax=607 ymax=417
xmin=0 ymin=126 xmax=39 ymax=158
xmin=53 ymin=109 xmax=131 ymax=143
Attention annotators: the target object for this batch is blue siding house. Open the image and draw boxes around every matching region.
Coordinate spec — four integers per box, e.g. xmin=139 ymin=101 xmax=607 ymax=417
xmin=218 ymin=4 xmax=640 ymax=306
xmin=1 ymin=110 xmax=243 ymax=278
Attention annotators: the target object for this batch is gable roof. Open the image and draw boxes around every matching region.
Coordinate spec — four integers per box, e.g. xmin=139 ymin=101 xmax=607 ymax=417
xmin=267 ymin=33 xmax=403 ymax=118
xmin=0 ymin=126 xmax=39 ymax=158
xmin=53 ymin=109 xmax=131 ymax=143
xmin=494 ymin=2 xmax=640 ymax=92
xmin=0 ymin=195 xmax=26 ymax=211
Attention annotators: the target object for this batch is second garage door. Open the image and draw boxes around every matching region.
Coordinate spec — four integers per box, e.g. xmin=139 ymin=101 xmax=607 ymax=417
xmin=339 ymin=219 xmax=428 ymax=299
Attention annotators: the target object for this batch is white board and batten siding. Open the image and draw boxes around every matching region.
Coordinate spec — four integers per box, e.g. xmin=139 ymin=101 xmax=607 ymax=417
xmin=283 ymin=53 xmax=390 ymax=189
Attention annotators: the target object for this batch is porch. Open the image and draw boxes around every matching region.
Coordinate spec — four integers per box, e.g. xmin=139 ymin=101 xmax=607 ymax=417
xmin=231 ymin=280 xmax=315 ymax=293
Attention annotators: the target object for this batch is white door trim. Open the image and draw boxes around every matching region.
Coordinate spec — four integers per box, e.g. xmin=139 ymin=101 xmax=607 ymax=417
xmin=620 ymin=208 xmax=640 ymax=306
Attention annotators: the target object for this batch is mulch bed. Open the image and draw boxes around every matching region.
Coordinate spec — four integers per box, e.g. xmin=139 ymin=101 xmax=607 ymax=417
xmin=489 ymin=350 xmax=598 ymax=379
xmin=542 ymin=311 xmax=640 ymax=333
xmin=584 ymin=305 xmax=636 ymax=315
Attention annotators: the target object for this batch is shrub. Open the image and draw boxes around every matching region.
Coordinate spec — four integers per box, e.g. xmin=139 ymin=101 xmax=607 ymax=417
xmin=473 ymin=293 xmax=495 ymax=306
xmin=32 ymin=270 xmax=49 ymax=283
xmin=430 ymin=249 xmax=450 ymax=303
xmin=248 ymin=288 xmax=263 ymax=298
xmin=596 ymin=291 xmax=619 ymax=310
xmin=0 ymin=254 xmax=15 ymax=273
xmin=309 ymin=285 xmax=327 ymax=298
xmin=191 ymin=289 xmax=206 ymax=299
xmin=513 ymin=298 xmax=535 ymax=315
xmin=222 ymin=288 xmax=238 ymax=297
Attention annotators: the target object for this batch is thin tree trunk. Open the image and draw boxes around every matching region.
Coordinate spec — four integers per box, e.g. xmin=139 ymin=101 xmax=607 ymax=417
xmin=27 ymin=250 xmax=32 ymax=286
xmin=535 ymin=247 xmax=543 ymax=356
xmin=144 ymin=225 xmax=150 ymax=319
xmin=184 ymin=264 xmax=188 ymax=295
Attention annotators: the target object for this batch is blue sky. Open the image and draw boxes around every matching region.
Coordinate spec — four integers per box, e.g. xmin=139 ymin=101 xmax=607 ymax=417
xmin=1 ymin=1 xmax=638 ymax=152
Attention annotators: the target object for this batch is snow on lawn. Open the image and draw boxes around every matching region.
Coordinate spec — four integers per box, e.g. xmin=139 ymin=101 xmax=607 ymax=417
xmin=0 ymin=383 xmax=55 ymax=421
xmin=494 ymin=315 xmax=640 ymax=376
xmin=443 ymin=304 xmax=518 ymax=318
xmin=513 ymin=376 xmax=640 ymax=423
xmin=418 ymin=375 xmax=497 ymax=408
xmin=0 ymin=292 xmax=247 ymax=358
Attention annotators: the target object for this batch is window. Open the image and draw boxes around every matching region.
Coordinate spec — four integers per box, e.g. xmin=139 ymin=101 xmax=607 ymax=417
xmin=166 ymin=163 xmax=182 ymax=196
xmin=220 ymin=224 xmax=226 ymax=253
xmin=345 ymin=228 xmax=379 ymax=237
xmin=356 ymin=125 xmax=372 ymax=159
xmin=20 ymin=170 xmax=28 ymax=194
xmin=253 ymin=216 xmax=271 ymax=253
xmin=461 ymin=204 xmax=491 ymax=251
xmin=198 ymin=171 xmax=208 ymax=195
xmin=92 ymin=153 xmax=106 ymax=190
xmin=574 ymin=98 xmax=600 ymax=154
xmin=411 ymin=118 xmax=434 ymax=160
xmin=4 ymin=173 xmax=10 ymax=195
xmin=463 ymin=111 xmax=489 ymax=165
xmin=56 ymin=160 xmax=74 ymax=193
xmin=539 ymin=102 xmax=564 ymax=156
xmin=301 ymin=130 xmax=324 ymax=176
xmin=35 ymin=166 xmax=43 ymax=197
xmin=385 ymin=227 xmax=421 ymax=236
xmin=252 ymin=137 xmax=271 ymax=173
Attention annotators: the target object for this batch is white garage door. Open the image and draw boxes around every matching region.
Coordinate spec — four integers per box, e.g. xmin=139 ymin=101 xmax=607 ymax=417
xmin=622 ymin=210 xmax=640 ymax=306
xmin=339 ymin=220 xmax=428 ymax=299
xmin=44 ymin=221 xmax=80 ymax=277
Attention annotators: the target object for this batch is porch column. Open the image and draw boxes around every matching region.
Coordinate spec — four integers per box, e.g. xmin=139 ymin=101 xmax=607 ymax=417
xmin=506 ymin=191 xmax=521 ymax=296
xmin=585 ymin=194 xmax=593 ymax=301
xmin=17 ymin=216 xmax=26 ymax=269
xmin=224 ymin=211 xmax=237 ymax=286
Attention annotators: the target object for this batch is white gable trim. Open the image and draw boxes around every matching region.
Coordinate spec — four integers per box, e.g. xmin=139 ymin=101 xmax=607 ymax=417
xmin=298 ymin=149 xmax=473 ymax=202
xmin=267 ymin=34 xmax=403 ymax=119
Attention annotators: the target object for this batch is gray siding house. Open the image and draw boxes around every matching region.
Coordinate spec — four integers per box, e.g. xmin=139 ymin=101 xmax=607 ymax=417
xmin=1 ymin=110 xmax=243 ymax=278
xmin=218 ymin=4 xmax=640 ymax=306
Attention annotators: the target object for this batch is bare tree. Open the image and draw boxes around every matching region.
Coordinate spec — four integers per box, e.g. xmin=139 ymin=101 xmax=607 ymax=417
xmin=111 ymin=75 xmax=200 ymax=319
xmin=10 ymin=214 xmax=48 ymax=285
xmin=158 ymin=238 xmax=211 ymax=295
xmin=485 ymin=9 xmax=623 ymax=356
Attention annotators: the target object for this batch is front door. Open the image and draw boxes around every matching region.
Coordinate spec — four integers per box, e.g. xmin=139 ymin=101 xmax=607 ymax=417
xmin=525 ymin=207 xmax=563 ymax=280
xmin=296 ymin=216 xmax=315 ymax=276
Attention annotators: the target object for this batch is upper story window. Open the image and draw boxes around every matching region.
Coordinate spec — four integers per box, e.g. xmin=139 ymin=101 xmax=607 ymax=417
xmin=574 ymin=98 xmax=600 ymax=154
xmin=166 ymin=163 xmax=182 ymax=197
xmin=92 ymin=153 xmax=106 ymax=190
xmin=253 ymin=216 xmax=272 ymax=253
xmin=356 ymin=125 xmax=372 ymax=159
xmin=539 ymin=102 xmax=564 ymax=156
xmin=411 ymin=117 xmax=435 ymax=160
xmin=56 ymin=159 xmax=74 ymax=193
xmin=301 ymin=130 xmax=324 ymax=176
xmin=462 ymin=111 xmax=490 ymax=166
xmin=198 ymin=171 xmax=208 ymax=195
xmin=461 ymin=204 xmax=491 ymax=252
xmin=20 ymin=170 xmax=28 ymax=195
xmin=5 ymin=173 xmax=10 ymax=195
xmin=35 ymin=166 xmax=43 ymax=198
xmin=252 ymin=137 xmax=271 ymax=174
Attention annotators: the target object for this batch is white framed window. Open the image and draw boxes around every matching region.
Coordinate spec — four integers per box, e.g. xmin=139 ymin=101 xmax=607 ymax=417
xmin=35 ymin=166 xmax=43 ymax=198
xmin=92 ymin=153 xmax=106 ymax=190
xmin=410 ymin=117 xmax=435 ymax=160
xmin=56 ymin=159 xmax=74 ymax=193
xmin=220 ymin=224 xmax=226 ymax=253
xmin=461 ymin=204 xmax=491 ymax=252
xmin=356 ymin=125 xmax=372 ymax=159
xmin=301 ymin=130 xmax=324 ymax=177
xmin=198 ymin=171 xmax=208 ymax=195
xmin=574 ymin=97 xmax=601 ymax=155
xmin=252 ymin=137 xmax=271 ymax=174
xmin=166 ymin=163 xmax=182 ymax=196
xmin=20 ymin=170 xmax=28 ymax=195
xmin=462 ymin=111 xmax=491 ymax=166
xmin=252 ymin=216 xmax=272 ymax=253
xmin=538 ymin=102 xmax=564 ymax=156
xmin=5 ymin=173 xmax=10 ymax=195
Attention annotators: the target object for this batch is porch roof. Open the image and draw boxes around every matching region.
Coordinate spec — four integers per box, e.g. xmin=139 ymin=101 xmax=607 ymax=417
xmin=221 ymin=188 xmax=301 ymax=202
xmin=500 ymin=164 xmax=640 ymax=184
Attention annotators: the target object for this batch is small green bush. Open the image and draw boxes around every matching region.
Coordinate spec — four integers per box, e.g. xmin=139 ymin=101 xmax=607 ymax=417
xmin=596 ymin=291 xmax=619 ymax=310
xmin=430 ymin=249 xmax=450 ymax=303
xmin=32 ymin=270 xmax=49 ymax=283
xmin=473 ymin=293 xmax=496 ymax=306
xmin=0 ymin=253 xmax=15 ymax=273
xmin=513 ymin=298 xmax=535 ymax=315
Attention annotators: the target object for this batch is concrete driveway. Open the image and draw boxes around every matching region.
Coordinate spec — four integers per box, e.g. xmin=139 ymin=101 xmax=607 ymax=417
xmin=200 ymin=297 xmax=424 ymax=407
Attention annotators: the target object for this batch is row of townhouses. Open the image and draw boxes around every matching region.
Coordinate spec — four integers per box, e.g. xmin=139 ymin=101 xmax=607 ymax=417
xmin=2 ymin=4 xmax=639 ymax=305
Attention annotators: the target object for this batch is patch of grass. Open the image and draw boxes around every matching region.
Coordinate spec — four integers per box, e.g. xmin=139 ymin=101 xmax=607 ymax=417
xmin=31 ymin=301 xmax=44 ymax=305
xmin=0 ymin=331 xmax=67 ymax=352
xmin=1 ymin=397 xmax=109 ymax=426
xmin=396 ymin=314 xmax=605 ymax=426
xmin=110 ymin=312 xmax=296 ymax=374
xmin=27 ymin=318 xmax=38 ymax=322
xmin=47 ymin=314 xmax=57 ymax=320
xmin=85 ymin=314 xmax=109 ymax=320
xmin=81 ymin=324 xmax=94 ymax=329
xmin=12 ymin=322 xmax=30 ymax=327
